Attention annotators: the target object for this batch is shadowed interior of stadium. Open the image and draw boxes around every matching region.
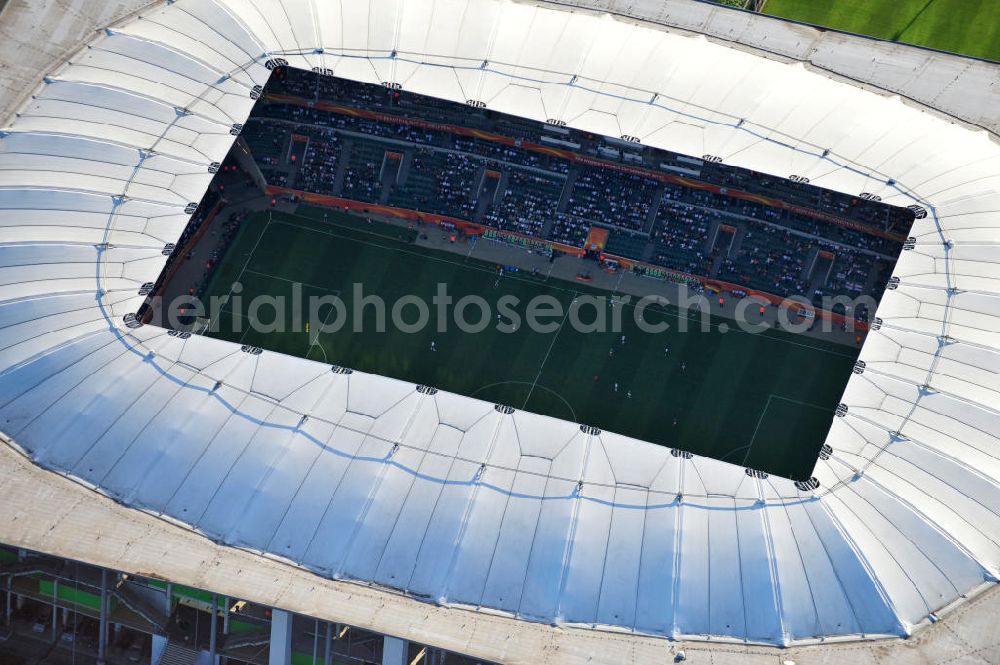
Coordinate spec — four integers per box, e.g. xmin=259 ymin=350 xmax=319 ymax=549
xmin=142 ymin=65 xmax=917 ymax=482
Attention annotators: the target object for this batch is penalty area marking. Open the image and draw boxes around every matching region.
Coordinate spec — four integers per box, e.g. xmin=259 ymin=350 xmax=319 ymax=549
xmin=741 ymin=394 xmax=831 ymax=467
xmin=207 ymin=212 xmax=271 ymax=337
xmin=306 ymin=298 xmax=345 ymax=364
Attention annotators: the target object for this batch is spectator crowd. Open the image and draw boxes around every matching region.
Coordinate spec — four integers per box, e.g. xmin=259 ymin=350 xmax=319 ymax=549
xmin=231 ymin=67 xmax=912 ymax=310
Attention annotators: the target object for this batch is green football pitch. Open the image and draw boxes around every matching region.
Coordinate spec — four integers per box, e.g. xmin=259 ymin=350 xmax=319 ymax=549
xmin=199 ymin=209 xmax=858 ymax=480
xmin=763 ymin=0 xmax=999 ymax=62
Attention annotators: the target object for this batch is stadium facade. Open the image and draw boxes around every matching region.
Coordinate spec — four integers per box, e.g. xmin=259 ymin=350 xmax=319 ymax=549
xmin=0 ymin=0 xmax=999 ymax=663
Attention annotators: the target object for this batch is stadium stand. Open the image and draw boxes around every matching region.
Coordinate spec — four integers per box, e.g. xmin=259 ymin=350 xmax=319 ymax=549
xmin=548 ymin=213 xmax=592 ymax=248
xmin=341 ymin=140 xmax=384 ymax=203
xmin=649 ymin=202 xmax=714 ymax=276
xmin=298 ymin=128 xmax=344 ymax=194
xmin=389 ymin=150 xmax=480 ymax=218
xmin=483 ymin=171 xmax=564 ymax=237
xmin=564 ymin=168 xmax=660 ymax=231
xmin=236 ymin=68 xmax=912 ymax=310
xmin=2 ymin=1 xmax=998 ymax=661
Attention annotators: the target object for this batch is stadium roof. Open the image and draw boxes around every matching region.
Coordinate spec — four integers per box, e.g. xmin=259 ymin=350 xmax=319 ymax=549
xmin=1 ymin=0 xmax=999 ymax=657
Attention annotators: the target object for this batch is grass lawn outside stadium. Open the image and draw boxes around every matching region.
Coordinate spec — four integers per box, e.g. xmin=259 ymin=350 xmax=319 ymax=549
xmin=762 ymin=0 xmax=1000 ymax=62
xmin=197 ymin=208 xmax=858 ymax=481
